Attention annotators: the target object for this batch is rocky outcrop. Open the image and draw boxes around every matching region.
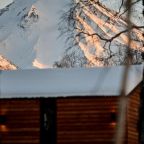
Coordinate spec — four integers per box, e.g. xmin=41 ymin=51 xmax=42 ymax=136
xmin=0 ymin=55 xmax=17 ymax=70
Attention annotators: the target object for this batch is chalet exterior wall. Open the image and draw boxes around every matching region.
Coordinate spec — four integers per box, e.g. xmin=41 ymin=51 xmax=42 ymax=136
xmin=127 ymin=84 xmax=141 ymax=144
xmin=0 ymin=99 xmax=40 ymax=144
xmin=0 ymin=84 xmax=142 ymax=144
xmin=57 ymin=96 xmax=118 ymax=144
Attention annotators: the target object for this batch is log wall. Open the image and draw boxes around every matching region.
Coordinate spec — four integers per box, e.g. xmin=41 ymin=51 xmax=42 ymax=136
xmin=0 ymin=84 xmax=141 ymax=144
xmin=127 ymin=85 xmax=141 ymax=144
xmin=0 ymin=99 xmax=40 ymax=144
xmin=57 ymin=97 xmax=118 ymax=144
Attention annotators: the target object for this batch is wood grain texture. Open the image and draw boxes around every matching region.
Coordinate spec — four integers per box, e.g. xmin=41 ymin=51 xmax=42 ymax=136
xmin=0 ymin=84 xmax=141 ymax=144
xmin=0 ymin=99 xmax=40 ymax=144
xmin=127 ymin=85 xmax=141 ymax=144
xmin=57 ymin=97 xmax=118 ymax=144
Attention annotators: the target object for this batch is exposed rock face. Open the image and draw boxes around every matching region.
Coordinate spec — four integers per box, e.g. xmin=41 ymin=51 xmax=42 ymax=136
xmin=0 ymin=55 xmax=17 ymax=70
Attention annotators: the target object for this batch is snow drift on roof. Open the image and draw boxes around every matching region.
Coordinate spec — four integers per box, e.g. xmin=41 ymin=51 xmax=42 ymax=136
xmin=0 ymin=65 xmax=143 ymax=98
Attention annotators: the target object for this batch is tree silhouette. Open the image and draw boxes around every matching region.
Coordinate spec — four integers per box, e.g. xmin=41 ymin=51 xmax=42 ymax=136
xmin=57 ymin=0 xmax=144 ymax=67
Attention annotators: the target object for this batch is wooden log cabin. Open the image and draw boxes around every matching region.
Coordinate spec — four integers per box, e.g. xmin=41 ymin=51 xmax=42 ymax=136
xmin=0 ymin=65 xmax=143 ymax=144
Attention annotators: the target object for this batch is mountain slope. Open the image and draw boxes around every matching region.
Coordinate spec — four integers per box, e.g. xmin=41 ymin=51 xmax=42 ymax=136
xmin=0 ymin=0 xmax=39 ymax=68
xmin=0 ymin=55 xmax=17 ymax=70
xmin=55 ymin=0 xmax=144 ymax=67
xmin=0 ymin=0 xmax=143 ymax=68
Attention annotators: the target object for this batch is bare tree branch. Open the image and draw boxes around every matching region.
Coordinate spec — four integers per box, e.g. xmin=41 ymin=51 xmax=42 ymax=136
xmin=57 ymin=0 xmax=143 ymax=67
xmin=119 ymin=0 xmax=141 ymax=17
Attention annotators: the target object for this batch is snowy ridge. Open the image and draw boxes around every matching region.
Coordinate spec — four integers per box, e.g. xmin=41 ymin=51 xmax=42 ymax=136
xmin=0 ymin=65 xmax=143 ymax=98
xmin=0 ymin=0 xmax=39 ymax=68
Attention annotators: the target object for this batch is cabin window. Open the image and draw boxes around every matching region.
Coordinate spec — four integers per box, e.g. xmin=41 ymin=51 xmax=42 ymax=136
xmin=0 ymin=115 xmax=7 ymax=125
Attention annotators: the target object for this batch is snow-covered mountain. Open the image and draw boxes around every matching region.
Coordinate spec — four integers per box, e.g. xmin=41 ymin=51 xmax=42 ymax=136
xmin=0 ymin=0 xmax=40 ymax=68
xmin=55 ymin=0 xmax=144 ymax=67
xmin=0 ymin=0 xmax=143 ymax=68
xmin=0 ymin=0 xmax=70 ymax=69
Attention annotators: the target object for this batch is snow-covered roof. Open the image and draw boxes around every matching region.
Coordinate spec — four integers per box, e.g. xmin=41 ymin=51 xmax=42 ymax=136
xmin=0 ymin=65 xmax=143 ymax=99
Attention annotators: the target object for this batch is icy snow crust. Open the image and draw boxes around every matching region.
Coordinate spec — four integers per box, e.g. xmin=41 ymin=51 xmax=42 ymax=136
xmin=0 ymin=65 xmax=143 ymax=98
